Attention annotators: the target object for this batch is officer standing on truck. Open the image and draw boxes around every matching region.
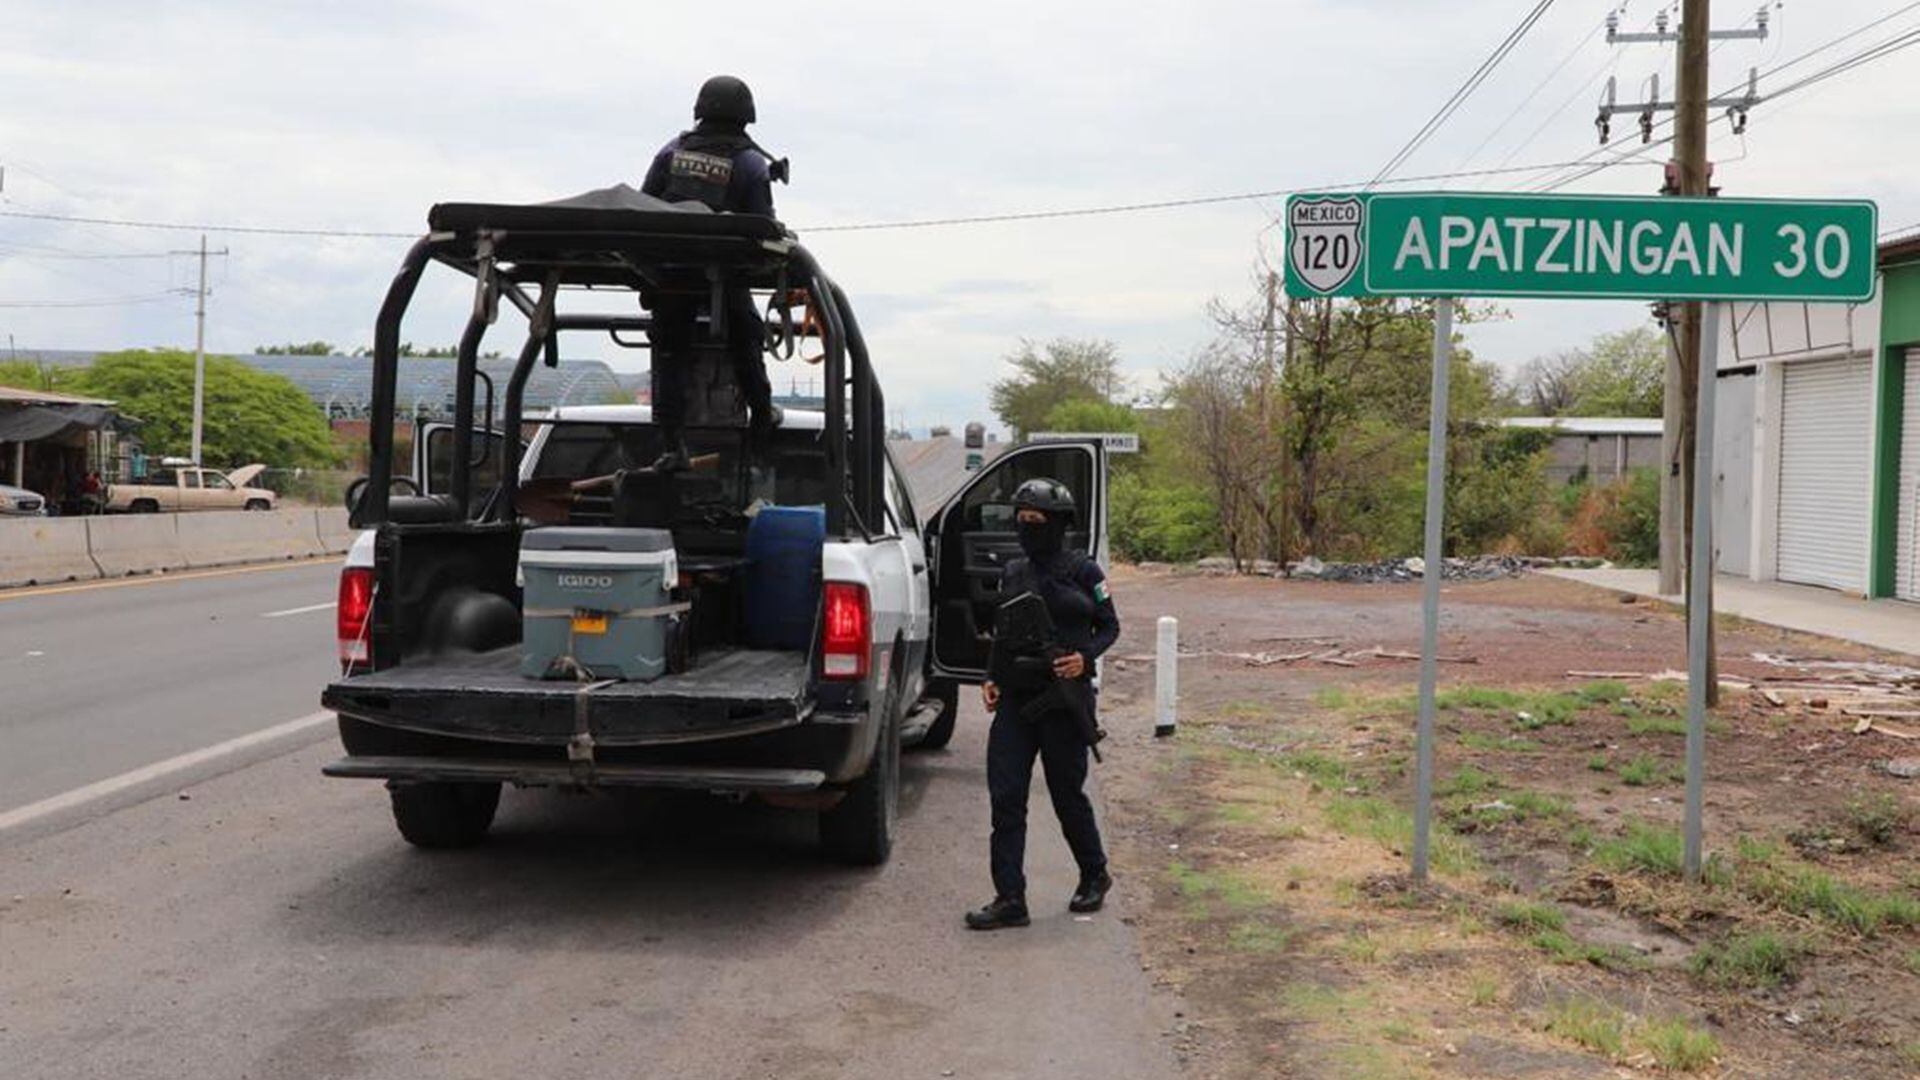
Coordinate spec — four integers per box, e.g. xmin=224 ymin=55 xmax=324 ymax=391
xmin=640 ymin=74 xmax=783 ymax=468
xmin=966 ymin=478 xmax=1118 ymax=931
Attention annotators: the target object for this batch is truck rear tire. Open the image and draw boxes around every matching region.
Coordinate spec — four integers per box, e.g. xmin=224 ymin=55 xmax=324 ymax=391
xmin=914 ymin=679 xmax=960 ymax=751
xmin=388 ymin=781 xmax=500 ymax=849
xmin=819 ymin=714 xmax=899 ymax=866
xmin=244 ymin=499 xmax=271 ymax=511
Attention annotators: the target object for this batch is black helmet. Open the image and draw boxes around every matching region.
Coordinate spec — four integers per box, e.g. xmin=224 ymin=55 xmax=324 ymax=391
xmin=694 ymin=75 xmax=756 ymax=125
xmin=1012 ymin=477 xmax=1076 ymax=520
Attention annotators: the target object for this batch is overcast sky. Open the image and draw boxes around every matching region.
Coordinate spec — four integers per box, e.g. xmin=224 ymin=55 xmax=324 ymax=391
xmin=2 ymin=0 xmax=1915 ymax=430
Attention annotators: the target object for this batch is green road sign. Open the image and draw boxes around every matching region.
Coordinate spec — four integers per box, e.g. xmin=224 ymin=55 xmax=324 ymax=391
xmin=1284 ymin=191 xmax=1877 ymax=302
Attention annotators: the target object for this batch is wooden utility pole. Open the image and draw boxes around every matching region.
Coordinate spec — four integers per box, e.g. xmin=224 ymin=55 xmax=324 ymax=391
xmin=1673 ymin=0 xmax=1718 ymax=704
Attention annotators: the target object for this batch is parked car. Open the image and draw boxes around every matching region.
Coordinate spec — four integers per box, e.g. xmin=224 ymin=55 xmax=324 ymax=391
xmin=105 ymin=464 xmax=277 ymax=513
xmin=0 ymin=483 xmax=48 ymax=516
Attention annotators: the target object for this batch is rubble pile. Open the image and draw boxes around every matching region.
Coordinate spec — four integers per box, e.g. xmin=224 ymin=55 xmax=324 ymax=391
xmin=1285 ymin=554 xmax=1546 ymax=583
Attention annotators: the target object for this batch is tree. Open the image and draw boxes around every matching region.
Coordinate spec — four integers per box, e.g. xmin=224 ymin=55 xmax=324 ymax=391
xmin=1513 ymin=350 xmax=1584 ymax=414
xmin=69 ymin=350 xmax=339 ymax=468
xmin=1569 ymin=326 xmax=1665 ymax=417
xmin=988 ymin=338 xmax=1124 ymax=438
xmin=254 ymin=341 xmax=339 ymax=356
xmin=0 ymin=361 xmax=72 ymax=393
xmin=1041 ymin=398 xmax=1138 ymax=437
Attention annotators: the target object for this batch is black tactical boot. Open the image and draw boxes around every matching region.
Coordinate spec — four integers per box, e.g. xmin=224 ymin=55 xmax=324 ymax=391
xmin=964 ymin=896 xmax=1030 ymax=931
xmin=1069 ymin=870 xmax=1112 ymax=913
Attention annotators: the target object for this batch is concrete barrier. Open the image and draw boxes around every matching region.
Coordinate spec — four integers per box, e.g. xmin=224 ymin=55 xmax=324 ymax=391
xmin=314 ymin=508 xmax=355 ymax=554
xmin=176 ymin=509 xmax=324 ymax=568
xmin=87 ymin=514 xmax=186 ymax=577
xmin=0 ymin=518 xmax=100 ymax=587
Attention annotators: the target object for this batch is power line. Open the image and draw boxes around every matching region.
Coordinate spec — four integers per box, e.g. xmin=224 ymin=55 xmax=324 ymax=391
xmin=1530 ymin=7 xmax=1920 ymax=191
xmin=0 ymin=158 xmax=1648 ymax=243
xmin=1371 ymin=0 xmax=1563 ymax=187
xmin=0 ymin=208 xmax=414 ymax=239
xmin=1492 ymin=5 xmax=1662 ymax=173
xmin=1456 ymin=10 xmax=1609 ymax=176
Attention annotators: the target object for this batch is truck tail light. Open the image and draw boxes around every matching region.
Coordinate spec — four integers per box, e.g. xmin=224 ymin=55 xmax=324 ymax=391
xmin=821 ymin=581 xmax=870 ymax=680
xmin=337 ymin=567 xmax=376 ymax=669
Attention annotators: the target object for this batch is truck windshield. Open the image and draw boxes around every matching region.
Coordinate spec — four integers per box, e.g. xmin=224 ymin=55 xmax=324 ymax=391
xmin=530 ymin=423 xmax=831 ymax=509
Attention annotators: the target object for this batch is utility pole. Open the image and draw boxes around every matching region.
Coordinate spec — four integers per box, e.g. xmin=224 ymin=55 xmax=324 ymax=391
xmin=1601 ymin=1 xmax=1767 ymax=703
xmin=1674 ymin=0 xmax=1717 ymax=703
xmin=171 ymin=235 xmax=230 ymax=465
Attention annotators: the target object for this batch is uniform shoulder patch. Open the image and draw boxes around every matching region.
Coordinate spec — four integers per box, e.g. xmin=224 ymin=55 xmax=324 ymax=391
xmin=1093 ymin=580 xmax=1111 ymax=603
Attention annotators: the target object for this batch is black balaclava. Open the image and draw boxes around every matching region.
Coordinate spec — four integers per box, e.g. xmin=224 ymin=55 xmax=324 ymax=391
xmin=1017 ymin=512 xmax=1067 ymax=560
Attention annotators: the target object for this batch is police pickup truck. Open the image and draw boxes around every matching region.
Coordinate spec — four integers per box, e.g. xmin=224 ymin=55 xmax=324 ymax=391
xmin=320 ymin=189 xmax=1105 ymax=864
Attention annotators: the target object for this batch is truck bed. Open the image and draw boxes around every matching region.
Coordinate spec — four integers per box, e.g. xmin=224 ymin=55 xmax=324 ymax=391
xmin=323 ymin=646 xmax=813 ymax=748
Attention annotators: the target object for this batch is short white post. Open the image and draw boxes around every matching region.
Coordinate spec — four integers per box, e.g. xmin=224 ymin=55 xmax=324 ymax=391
xmin=1154 ymin=615 xmax=1178 ymax=737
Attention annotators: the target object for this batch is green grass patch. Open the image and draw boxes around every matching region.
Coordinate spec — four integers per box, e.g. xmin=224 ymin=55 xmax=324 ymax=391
xmin=1466 ymin=970 xmax=1501 ymax=1007
xmin=1616 ymin=753 xmax=1677 ymax=787
xmin=1338 ymin=930 xmax=1382 ymax=963
xmin=1593 ymin=822 xmax=1694 ymax=879
xmin=1737 ymin=858 xmax=1920 ymax=935
xmin=1282 ymin=750 xmax=1359 ymax=790
xmin=1495 ymin=899 xmax=1566 ymax=933
xmin=1586 ymin=753 xmax=1611 ymax=772
xmin=1545 ymin=997 xmax=1628 ymax=1060
xmin=1324 ymin=794 xmax=1477 ymax=875
xmin=1574 ymin=680 xmax=1631 ymax=704
xmin=1625 ymin=714 xmax=1689 ymax=736
xmin=1529 ymin=929 xmax=1642 ymax=970
xmin=1436 ymin=764 xmax=1501 ymax=798
xmin=1228 ymin=920 xmax=1300 ymax=954
xmin=1638 ymin=1018 xmax=1720 ymax=1073
xmin=1689 ymin=930 xmax=1805 ymax=989
xmin=1843 ymin=793 xmax=1910 ymax=847
xmin=1312 ymin=686 xmax=1354 ymax=710
xmin=1168 ymin=861 xmax=1269 ymax=911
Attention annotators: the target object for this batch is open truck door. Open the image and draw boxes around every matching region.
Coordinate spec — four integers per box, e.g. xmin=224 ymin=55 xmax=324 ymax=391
xmin=924 ymin=439 xmax=1106 ymax=683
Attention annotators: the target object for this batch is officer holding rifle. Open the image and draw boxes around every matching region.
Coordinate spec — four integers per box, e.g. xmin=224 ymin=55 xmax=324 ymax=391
xmin=966 ymin=478 xmax=1119 ymax=931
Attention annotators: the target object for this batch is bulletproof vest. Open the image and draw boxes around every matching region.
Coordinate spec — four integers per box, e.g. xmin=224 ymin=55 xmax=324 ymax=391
xmin=659 ymin=130 xmax=754 ymax=211
xmin=1004 ymin=551 xmax=1098 ymax=659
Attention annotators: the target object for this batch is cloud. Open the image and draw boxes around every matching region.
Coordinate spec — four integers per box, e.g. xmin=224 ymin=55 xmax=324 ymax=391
xmin=0 ymin=0 xmax=1913 ymax=429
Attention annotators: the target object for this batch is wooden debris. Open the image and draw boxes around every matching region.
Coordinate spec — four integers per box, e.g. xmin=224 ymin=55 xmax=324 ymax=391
xmin=1367 ymin=647 xmax=1479 ymax=664
xmin=1313 ymin=650 xmax=1359 ymax=668
xmin=1841 ymin=707 xmax=1920 ymax=720
xmin=1567 ymin=670 xmax=1647 ymax=679
xmin=1851 ymin=716 xmax=1920 ymax=739
xmin=1760 ymin=689 xmax=1786 ymax=708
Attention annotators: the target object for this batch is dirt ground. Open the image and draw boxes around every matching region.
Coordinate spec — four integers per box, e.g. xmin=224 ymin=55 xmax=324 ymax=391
xmin=1093 ymin=567 xmax=1920 ymax=1079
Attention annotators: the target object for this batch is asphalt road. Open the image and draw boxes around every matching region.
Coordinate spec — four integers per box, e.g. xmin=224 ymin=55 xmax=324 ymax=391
xmin=0 ymin=561 xmax=1178 ymax=1078
xmin=0 ymin=560 xmax=342 ymax=814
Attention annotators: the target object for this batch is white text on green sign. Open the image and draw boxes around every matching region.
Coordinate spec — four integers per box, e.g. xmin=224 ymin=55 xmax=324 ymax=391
xmin=1284 ymin=192 xmax=1876 ymax=302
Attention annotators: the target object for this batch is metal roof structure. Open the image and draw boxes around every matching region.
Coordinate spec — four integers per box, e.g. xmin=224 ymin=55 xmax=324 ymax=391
xmin=1500 ymin=416 xmax=1665 ymax=436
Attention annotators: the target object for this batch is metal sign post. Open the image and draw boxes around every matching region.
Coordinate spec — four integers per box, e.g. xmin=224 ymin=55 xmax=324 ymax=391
xmin=1283 ymin=189 xmax=1877 ymax=886
xmin=1410 ymin=297 xmax=1453 ymax=882
xmin=1682 ymin=302 xmax=1722 ymax=881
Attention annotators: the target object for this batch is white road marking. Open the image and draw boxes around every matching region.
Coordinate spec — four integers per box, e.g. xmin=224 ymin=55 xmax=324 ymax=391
xmin=261 ymin=601 xmax=336 ymax=618
xmin=0 ymin=710 xmax=334 ymax=834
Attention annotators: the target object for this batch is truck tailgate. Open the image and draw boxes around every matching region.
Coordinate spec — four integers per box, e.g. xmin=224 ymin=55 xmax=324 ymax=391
xmin=323 ymin=646 xmax=812 ymax=746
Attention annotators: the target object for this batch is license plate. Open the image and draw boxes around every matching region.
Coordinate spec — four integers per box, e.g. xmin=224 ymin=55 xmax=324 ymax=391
xmin=571 ymin=612 xmax=609 ymax=636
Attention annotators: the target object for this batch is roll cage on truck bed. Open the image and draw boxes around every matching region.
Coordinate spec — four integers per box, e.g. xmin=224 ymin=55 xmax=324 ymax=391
xmin=319 ymin=187 xmax=1108 ymax=864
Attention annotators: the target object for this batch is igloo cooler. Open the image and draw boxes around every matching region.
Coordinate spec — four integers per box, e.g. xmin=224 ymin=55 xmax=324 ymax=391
xmin=519 ymin=527 xmax=680 ymax=681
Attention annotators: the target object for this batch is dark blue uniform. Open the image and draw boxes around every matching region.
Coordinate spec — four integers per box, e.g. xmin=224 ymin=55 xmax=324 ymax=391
xmin=985 ymin=549 xmax=1119 ymax=902
xmin=640 ymin=123 xmax=776 ymax=436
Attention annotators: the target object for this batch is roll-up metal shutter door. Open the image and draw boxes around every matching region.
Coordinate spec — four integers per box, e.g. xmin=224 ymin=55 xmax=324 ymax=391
xmin=1776 ymin=357 xmax=1872 ymax=593
xmin=1895 ymin=350 xmax=1920 ymax=600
